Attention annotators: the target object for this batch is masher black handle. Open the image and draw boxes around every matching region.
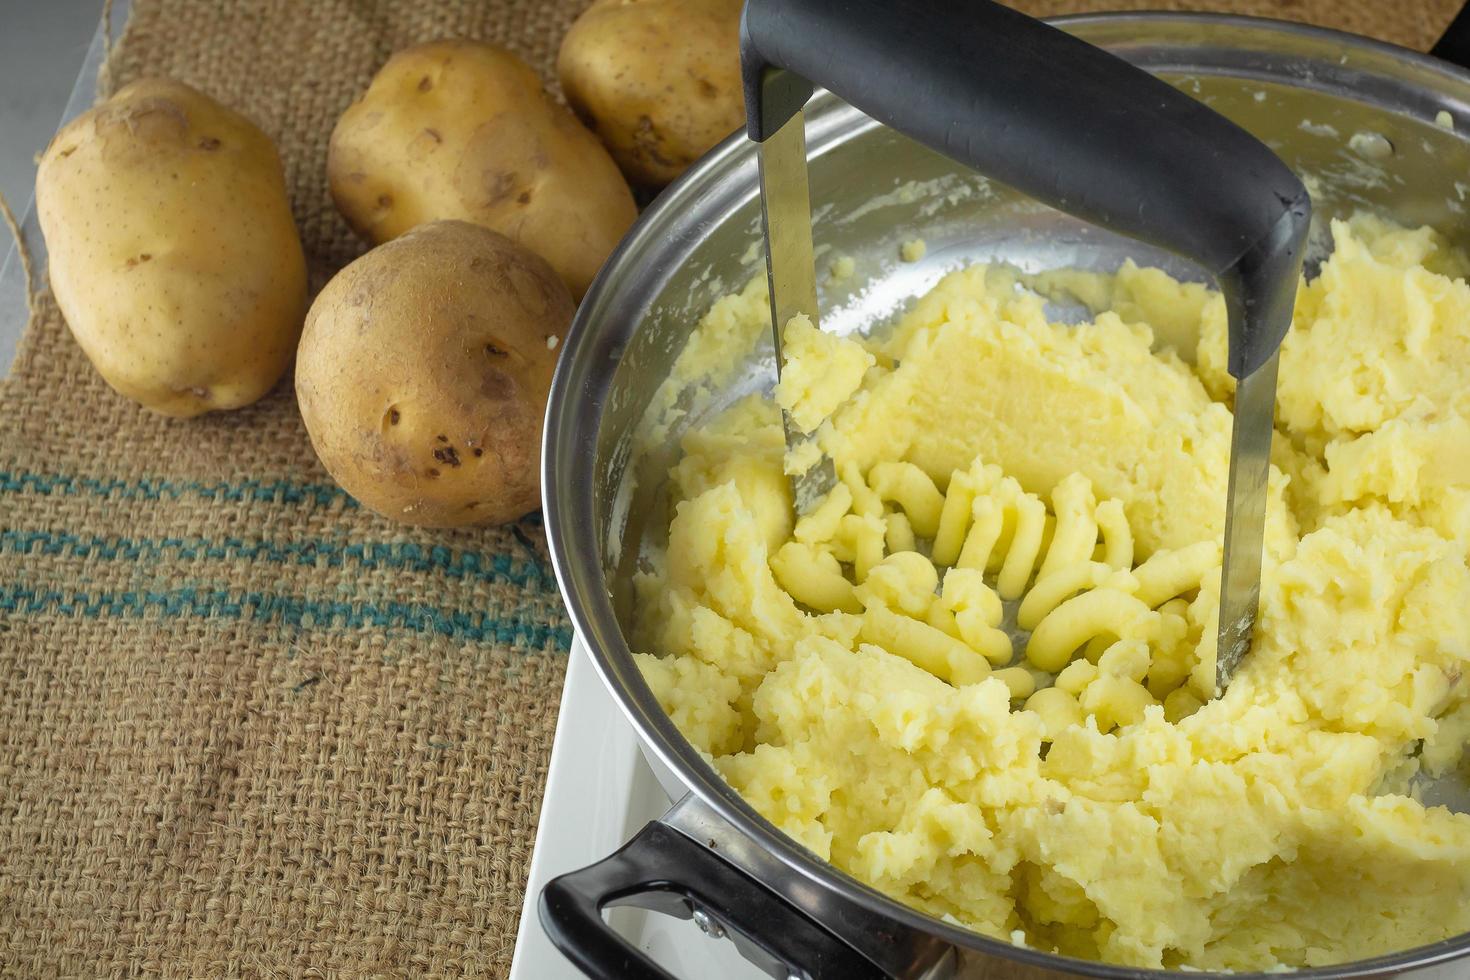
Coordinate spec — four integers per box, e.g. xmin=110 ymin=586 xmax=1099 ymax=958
xmin=741 ymin=0 xmax=1310 ymax=377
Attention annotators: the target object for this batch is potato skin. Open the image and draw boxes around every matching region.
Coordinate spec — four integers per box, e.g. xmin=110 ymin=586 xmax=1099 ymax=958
xmin=35 ymin=78 xmax=307 ymax=417
xmin=295 ymin=221 xmax=571 ymax=527
xmin=328 ymin=40 xmax=635 ymax=299
xmin=558 ymin=0 xmax=744 ymax=187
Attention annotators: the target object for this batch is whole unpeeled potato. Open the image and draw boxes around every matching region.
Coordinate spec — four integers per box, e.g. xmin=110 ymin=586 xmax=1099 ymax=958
xmin=328 ymin=40 xmax=636 ymax=299
xmin=558 ymin=0 xmax=745 ymax=187
xmin=35 ymin=78 xmax=307 ymax=417
xmin=295 ymin=220 xmax=572 ymax=527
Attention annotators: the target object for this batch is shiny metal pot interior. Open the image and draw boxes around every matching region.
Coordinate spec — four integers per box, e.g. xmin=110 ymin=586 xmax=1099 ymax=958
xmin=542 ymin=13 xmax=1470 ymax=980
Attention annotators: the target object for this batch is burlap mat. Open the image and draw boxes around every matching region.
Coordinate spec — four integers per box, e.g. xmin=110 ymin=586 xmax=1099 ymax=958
xmin=0 ymin=0 xmax=1460 ymax=976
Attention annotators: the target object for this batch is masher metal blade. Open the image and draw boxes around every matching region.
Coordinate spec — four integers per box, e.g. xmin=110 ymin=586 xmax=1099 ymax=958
xmin=1216 ymin=349 xmax=1280 ymax=692
xmin=756 ymin=108 xmax=837 ymax=515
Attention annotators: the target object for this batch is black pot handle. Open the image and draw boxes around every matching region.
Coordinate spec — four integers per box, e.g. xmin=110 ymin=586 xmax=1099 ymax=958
xmin=740 ymin=0 xmax=1309 ymax=379
xmin=1432 ymin=2 xmax=1470 ymax=69
xmin=539 ymin=818 xmax=888 ymax=980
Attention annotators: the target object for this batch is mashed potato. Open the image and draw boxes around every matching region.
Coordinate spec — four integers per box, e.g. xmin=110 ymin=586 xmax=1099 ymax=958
xmin=632 ymin=217 xmax=1470 ymax=970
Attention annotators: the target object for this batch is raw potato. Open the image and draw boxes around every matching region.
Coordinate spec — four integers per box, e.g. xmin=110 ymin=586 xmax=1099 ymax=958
xmin=558 ymin=0 xmax=745 ymax=187
xmin=328 ymin=40 xmax=636 ymax=299
xmin=295 ymin=221 xmax=572 ymax=527
xmin=35 ymin=78 xmax=306 ymax=417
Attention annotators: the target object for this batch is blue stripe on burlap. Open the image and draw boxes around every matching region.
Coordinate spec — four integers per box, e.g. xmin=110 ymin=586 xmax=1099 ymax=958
xmin=0 ymin=583 xmax=572 ymax=649
xmin=0 ymin=471 xmax=353 ymax=507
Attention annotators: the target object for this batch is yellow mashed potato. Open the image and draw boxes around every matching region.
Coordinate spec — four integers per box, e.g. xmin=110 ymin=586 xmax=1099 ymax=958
xmin=632 ymin=216 xmax=1470 ymax=970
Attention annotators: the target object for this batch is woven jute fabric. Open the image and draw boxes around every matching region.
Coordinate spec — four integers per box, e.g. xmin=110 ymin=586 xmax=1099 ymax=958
xmin=0 ymin=0 xmax=1461 ymax=977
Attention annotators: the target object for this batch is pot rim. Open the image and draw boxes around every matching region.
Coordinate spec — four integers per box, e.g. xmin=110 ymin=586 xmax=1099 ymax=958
xmin=541 ymin=11 xmax=1470 ymax=978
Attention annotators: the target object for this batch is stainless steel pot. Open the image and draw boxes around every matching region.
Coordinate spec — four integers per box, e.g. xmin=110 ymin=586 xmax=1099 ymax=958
xmin=540 ymin=12 xmax=1470 ymax=980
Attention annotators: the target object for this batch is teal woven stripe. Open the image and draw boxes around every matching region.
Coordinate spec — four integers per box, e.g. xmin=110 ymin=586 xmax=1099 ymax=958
xmin=0 ymin=471 xmax=354 ymax=507
xmin=0 ymin=584 xmax=572 ymax=649
xmin=2 ymin=530 xmax=555 ymax=590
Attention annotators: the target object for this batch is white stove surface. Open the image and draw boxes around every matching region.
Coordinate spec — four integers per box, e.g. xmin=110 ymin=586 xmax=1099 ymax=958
xmin=509 ymin=638 xmax=762 ymax=980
